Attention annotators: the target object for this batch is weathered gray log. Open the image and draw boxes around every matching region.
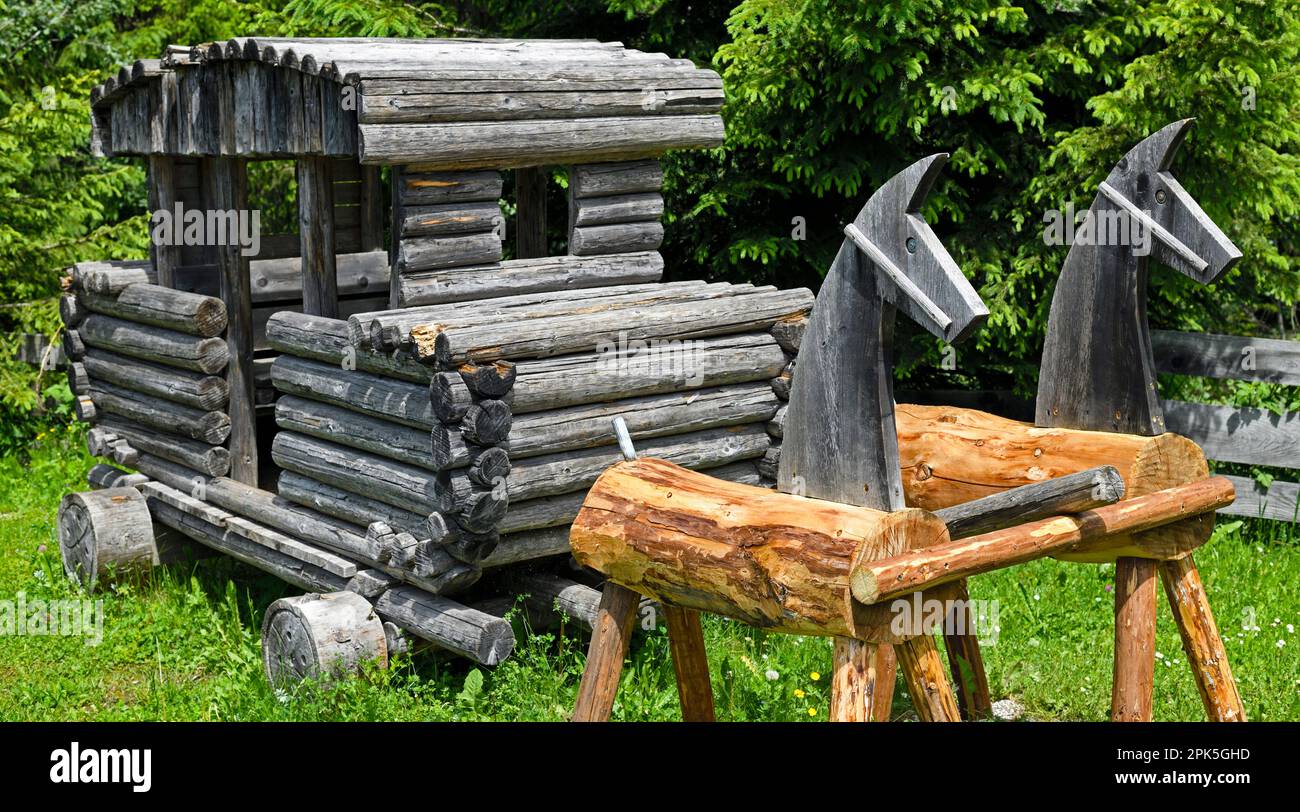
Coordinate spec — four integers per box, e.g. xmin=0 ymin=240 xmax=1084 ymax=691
xmin=67 ymin=362 xmax=89 ymax=394
xmin=467 ymin=446 xmax=511 ymax=488
xmin=421 ymin=288 xmax=814 ymax=365
xmin=131 ymin=452 xmax=209 ymax=495
xmin=88 ymin=380 xmax=231 ymax=444
xmin=82 ymin=347 xmax=229 ymax=411
xmin=458 ymin=361 xmax=516 ymax=399
xmin=97 ymin=414 xmax=231 ymax=477
xmin=572 ymin=192 xmax=664 ymax=227
xmin=570 ymin=221 xmax=663 ymax=255
xmin=460 ymin=399 xmax=512 ymax=445
xmin=397 ymin=231 xmax=503 ymax=273
xmin=140 ymin=481 xmax=358 ymax=577
xmin=276 ymin=471 xmax=427 ymax=538
xmin=932 ymin=466 xmax=1126 ymax=539
xmin=481 ymin=526 xmax=571 ymax=568
xmin=80 ymin=264 xmax=153 ymax=296
xmin=273 ymin=431 xmax=441 ymax=515
xmin=87 ymin=463 xmax=150 ymax=490
xmin=58 ymin=488 xmax=157 ymax=590
xmin=265 ymin=311 xmax=430 ymax=384
xmin=148 ymin=498 xmax=348 ymax=593
xmin=262 ymin=591 xmax=387 ymax=686
xmin=297 ymin=156 xmax=339 ymax=318
xmin=63 ymin=329 xmax=86 ymax=361
xmin=80 ymin=284 xmax=227 ymax=337
xmin=768 ymin=404 xmax=786 ymax=439
xmin=79 ymin=314 xmax=229 ymax=374
xmin=357 ymin=115 xmax=725 ymax=169
xmin=432 ymin=332 xmax=787 ymax=416
xmin=492 ymin=458 xmax=761 ymax=535
xmin=770 ymin=360 xmax=793 ymax=400
xmin=275 ymin=394 xmax=439 ymax=471
xmin=248 ymin=251 xmax=389 ymax=302
xmin=373 ymin=587 xmax=514 ymax=666
xmin=770 ymin=315 xmax=806 ymax=354
xmin=399 ymin=201 xmax=502 ymax=238
xmin=571 ymin=160 xmax=663 ymax=198
xmin=354 ymin=279 xmax=698 ymax=350
xmin=74 ymin=394 xmax=96 ymax=422
xmin=394 ymin=252 xmax=663 ymax=308
xmin=359 ymin=87 xmax=723 ymax=124
xmin=440 ymin=423 xmax=770 ymax=507
xmin=397 ymin=170 xmax=503 ymax=206
xmin=60 ymin=293 xmax=86 ymax=327
xmin=507 ymin=572 xmax=602 ymax=631
xmin=431 ymin=373 xmax=476 ymax=424
xmin=404 ymin=280 xmax=763 ymax=357
xmin=271 ymin=355 xmax=434 ymax=429
xmin=431 ymin=382 xmax=778 ymax=469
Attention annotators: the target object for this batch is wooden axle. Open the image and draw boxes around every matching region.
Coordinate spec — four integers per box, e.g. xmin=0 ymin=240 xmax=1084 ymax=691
xmin=850 ymin=477 xmax=1236 ymax=606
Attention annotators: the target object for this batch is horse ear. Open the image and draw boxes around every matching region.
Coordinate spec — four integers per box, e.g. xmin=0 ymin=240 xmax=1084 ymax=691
xmin=1115 ymin=118 xmax=1194 ymax=175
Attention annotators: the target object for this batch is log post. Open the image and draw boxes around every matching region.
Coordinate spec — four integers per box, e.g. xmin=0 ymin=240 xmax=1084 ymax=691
xmin=261 ymin=591 xmax=388 ymax=686
xmin=1112 ymin=556 xmax=1158 ymax=722
xmin=516 ymin=166 xmax=548 ymax=259
xmin=664 ymin=606 xmax=714 ymax=722
xmin=57 ymin=488 xmax=157 ymax=591
xmin=829 ymin=638 xmax=884 ymax=722
xmin=147 ymin=155 xmax=181 ymax=288
xmin=298 ymin=156 xmax=339 ymax=318
xmin=871 ymin=645 xmax=897 ymax=721
xmin=204 ymin=156 xmax=257 ymax=485
xmin=896 ymin=634 xmax=962 ymax=722
xmin=359 ymin=164 xmax=385 ymax=252
xmin=941 ymin=581 xmax=992 ymax=720
xmin=1160 ymin=555 xmax=1245 ymax=721
xmin=572 ymin=582 xmax=641 ymax=722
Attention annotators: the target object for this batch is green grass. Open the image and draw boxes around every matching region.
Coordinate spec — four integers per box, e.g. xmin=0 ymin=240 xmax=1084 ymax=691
xmin=0 ymin=429 xmax=1297 ymax=721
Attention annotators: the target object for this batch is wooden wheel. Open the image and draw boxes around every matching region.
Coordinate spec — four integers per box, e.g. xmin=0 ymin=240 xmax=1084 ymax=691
xmin=57 ymin=487 xmax=156 ymax=591
xmin=261 ymin=592 xmax=388 ymax=687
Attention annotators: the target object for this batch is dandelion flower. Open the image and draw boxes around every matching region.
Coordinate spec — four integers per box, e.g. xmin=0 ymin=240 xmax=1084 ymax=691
xmin=807 ymin=708 xmax=817 ymax=717
xmin=810 ymin=671 xmax=821 ymax=681
xmin=765 ymin=669 xmax=779 ymax=681
xmin=794 ymin=689 xmax=805 ymax=699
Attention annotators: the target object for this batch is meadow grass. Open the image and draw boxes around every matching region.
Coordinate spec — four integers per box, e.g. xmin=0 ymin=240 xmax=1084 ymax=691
xmin=0 ymin=429 xmax=1296 ymax=721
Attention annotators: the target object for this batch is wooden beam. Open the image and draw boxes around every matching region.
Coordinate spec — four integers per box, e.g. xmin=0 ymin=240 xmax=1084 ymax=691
xmin=515 ymin=166 xmax=548 ymax=259
xmin=664 ymin=606 xmax=715 ymax=722
xmin=572 ymin=582 xmax=641 ymax=722
xmin=1112 ymin=557 xmax=1158 ymax=722
xmin=147 ymin=156 xmax=182 ymax=287
xmin=1160 ymin=555 xmax=1245 ymax=721
xmin=203 ymin=156 xmax=258 ymax=485
xmin=297 ymin=156 xmax=339 ymax=317
xmin=1153 ymin=329 xmax=1300 ymax=386
xmin=359 ymin=164 xmax=385 ymax=252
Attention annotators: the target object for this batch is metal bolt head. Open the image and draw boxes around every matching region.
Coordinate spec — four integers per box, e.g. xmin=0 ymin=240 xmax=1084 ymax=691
xmin=905 ymin=236 xmax=918 ymax=253
xmin=1155 ymin=189 xmax=1167 ymax=204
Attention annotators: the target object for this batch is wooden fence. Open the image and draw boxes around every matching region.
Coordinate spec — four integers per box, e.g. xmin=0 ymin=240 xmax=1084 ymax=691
xmin=1153 ymin=329 xmax=1300 ymax=523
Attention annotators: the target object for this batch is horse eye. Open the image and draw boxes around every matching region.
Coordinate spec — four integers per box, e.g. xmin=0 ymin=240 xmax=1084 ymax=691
xmin=906 ymin=236 xmax=917 ymax=253
xmin=1155 ymin=189 xmax=1167 ymax=204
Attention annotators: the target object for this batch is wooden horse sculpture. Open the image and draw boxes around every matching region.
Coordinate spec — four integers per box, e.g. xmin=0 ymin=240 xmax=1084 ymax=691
xmin=777 ymin=153 xmax=988 ymax=721
xmin=569 ymin=156 xmax=995 ymax=722
xmin=1036 ymin=119 xmax=1245 ymax=721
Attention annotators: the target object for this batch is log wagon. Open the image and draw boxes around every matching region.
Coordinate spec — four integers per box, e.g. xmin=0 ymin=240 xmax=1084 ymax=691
xmin=60 ymin=37 xmax=811 ymax=675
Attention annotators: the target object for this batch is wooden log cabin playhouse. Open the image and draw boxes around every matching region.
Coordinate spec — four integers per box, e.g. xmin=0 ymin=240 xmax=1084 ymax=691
xmin=61 ymin=36 xmax=816 ymax=672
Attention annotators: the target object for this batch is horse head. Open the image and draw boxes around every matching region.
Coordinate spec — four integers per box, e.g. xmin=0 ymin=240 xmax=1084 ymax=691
xmin=778 ymin=153 xmax=989 ymax=510
xmin=1037 ymin=119 xmax=1242 ymax=435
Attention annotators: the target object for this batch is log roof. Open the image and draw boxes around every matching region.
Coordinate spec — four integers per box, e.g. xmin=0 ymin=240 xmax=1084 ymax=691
xmin=89 ymin=37 xmax=726 ymax=168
